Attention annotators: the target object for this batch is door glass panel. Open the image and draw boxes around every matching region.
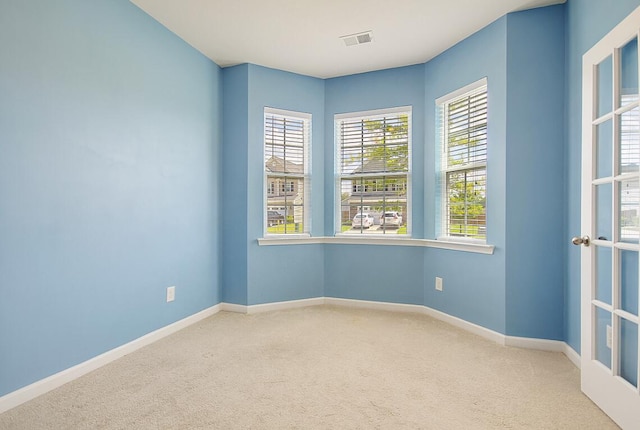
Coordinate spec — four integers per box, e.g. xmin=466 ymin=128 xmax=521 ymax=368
xmin=620 ymin=37 xmax=639 ymax=107
xmin=619 ymin=179 xmax=640 ymax=243
xmin=620 ymin=250 xmax=639 ymax=316
xmin=619 ymin=318 xmax=639 ymax=387
xmin=597 ymin=120 xmax=613 ymax=178
xmin=597 ymin=247 xmax=613 ymax=304
xmin=620 ymin=107 xmax=640 ymax=175
xmin=596 ymin=183 xmax=613 ymax=241
xmin=596 ymin=307 xmax=613 ymax=369
xmin=598 ymin=55 xmax=613 ymax=117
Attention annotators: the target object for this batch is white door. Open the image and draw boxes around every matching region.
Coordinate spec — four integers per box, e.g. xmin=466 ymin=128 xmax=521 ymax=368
xmin=579 ymin=6 xmax=640 ymax=429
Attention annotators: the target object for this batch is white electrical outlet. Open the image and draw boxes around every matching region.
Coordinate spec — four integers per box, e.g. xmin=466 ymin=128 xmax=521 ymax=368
xmin=435 ymin=277 xmax=443 ymax=291
xmin=167 ymin=286 xmax=176 ymax=303
xmin=606 ymin=324 xmax=612 ymax=349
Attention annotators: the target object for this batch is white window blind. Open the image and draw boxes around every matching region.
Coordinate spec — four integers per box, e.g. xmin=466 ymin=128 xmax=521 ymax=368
xmin=264 ymin=108 xmax=310 ymax=235
xmin=438 ymin=80 xmax=487 ymax=241
xmin=620 ymin=95 xmax=640 ymax=241
xmin=336 ymin=107 xmax=411 ymax=235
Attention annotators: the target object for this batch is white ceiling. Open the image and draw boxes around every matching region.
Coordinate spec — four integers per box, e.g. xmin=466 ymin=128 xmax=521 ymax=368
xmin=130 ymin=0 xmax=566 ymax=79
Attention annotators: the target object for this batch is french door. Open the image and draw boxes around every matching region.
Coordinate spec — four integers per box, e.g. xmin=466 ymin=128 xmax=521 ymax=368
xmin=579 ymin=6 xmax=640 ymax=429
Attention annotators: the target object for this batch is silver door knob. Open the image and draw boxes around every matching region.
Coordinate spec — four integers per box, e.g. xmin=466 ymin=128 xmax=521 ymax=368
xmin=572 ymin=235 xmax=590 ymax=246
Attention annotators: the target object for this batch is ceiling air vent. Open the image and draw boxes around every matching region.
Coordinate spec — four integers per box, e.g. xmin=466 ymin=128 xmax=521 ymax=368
xmin=340 ymin=31 xmax=373 ymax=47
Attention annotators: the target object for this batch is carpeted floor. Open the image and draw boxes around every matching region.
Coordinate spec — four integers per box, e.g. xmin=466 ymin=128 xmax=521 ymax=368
xmin=0 ymin=306 xmax=619 ymax=429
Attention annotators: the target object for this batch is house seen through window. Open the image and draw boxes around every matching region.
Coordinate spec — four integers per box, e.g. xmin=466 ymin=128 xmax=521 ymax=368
xmin=264 ymin=108 xmax=310 ymax=235
xmin=437 ymin=78 xmax=488 ymax=241
xmin=336 ymin=107 xmax=411 ymax=236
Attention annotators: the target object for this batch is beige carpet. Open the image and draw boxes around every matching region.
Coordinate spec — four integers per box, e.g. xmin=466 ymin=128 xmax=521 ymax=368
xmin=0 ymin=306 xmax=619 ymax=429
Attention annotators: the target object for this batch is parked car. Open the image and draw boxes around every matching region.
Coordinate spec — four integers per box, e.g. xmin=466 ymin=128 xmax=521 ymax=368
xmin=267 ymin=210 xmax=285 ymax=227
xmin=352 ymin=213 xmax=375 ymax=229
xmin=381 ymin=211 xmax=403 ymax=228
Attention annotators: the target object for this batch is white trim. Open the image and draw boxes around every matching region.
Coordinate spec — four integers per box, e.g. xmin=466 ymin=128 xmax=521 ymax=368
xmin=505 ymin=336 xmax=581 ymax=369
xmin=0 ymin=305 xmax=221 ymax=415
xmin=257 ymin=236 xmax=495 ymax=254
xmin=326 ymin=298 xmax=579 ymax=366
xmin=421 ymin=303 xmax=506 ymax=345
xmin=436 ymin=235 xmax=486 ymax=245
xmin=220 ymin=299 xmax=325 ymax=314
xmin=219 ymin=302 xmax=248 ymax=314
xmin=325 ymin=297 xmax=503 ymax=344
xmin=564 ymin=344 xmax=581 ymax=369
xmin=245 ymin=297 xmax=325 ymax=314
xmin=0 ymin=297 xmax=581 ymax=415
xmin=325 ymin=297 xmax=425 ymax=314
xmin=435 ymin=77 xmax=488 ymax=105
xmin=334 ymin=105 xmax=412 ymax=121
xmin=258 ymin=235 xmax=321 ymax=246
xmin=264 ymin=106 xmax=312 ymax=120
xmin=328 ymin=236 xmax=424 ymax=247
xmin=420 ymin=238 xmax=494 ymax=254
xmin=505 ymin=336 xmax=567 ymax=352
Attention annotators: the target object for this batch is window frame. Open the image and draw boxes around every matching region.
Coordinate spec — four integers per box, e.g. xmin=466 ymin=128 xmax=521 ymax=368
xmin=436 ymin=78 xmax=488 ymax=244
xmin=334 ymin=106 xmax=412 ymax=237
xmin=264 ymin=107 xmax=312 ymax=237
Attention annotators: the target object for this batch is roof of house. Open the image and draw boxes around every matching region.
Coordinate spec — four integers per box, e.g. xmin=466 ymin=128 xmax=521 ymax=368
xmin=265 ymin=156 xmax=303 ymax=174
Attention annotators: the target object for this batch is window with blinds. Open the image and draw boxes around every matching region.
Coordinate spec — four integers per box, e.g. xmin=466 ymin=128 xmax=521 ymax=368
xmin=336 ymin=107 xmax=411 ymax=235
xmin=437 ymin=79 xmax=488 ymax=241
xmin=264 ymin=108 xmax=311 ymax=235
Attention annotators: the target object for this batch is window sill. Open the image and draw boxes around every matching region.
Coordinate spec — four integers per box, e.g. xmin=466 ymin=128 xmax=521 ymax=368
xmin=257 ymin=236 xmax=495 ymax=254
xmin=421 ymin=238 xmax=494 ymax=254
xmin=258 ymin=235 xmax=321 ymax=246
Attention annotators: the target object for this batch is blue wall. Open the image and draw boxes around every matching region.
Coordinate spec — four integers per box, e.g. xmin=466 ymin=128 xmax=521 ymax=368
xmin=221 ymin=64 xmax=326 ymax=306
xmin=221 ymin=65 xmax=249 ymax=305
xmin=323 ymin=65 xmax=427 ymax=306
xmin=0 ymin=0 xmax=222 ymax=397
xmin=505 ymin=6 xmax=565 ymax=339
xmin=6 ymin=0 xmax=640 ymax=402
xmin=217 ymin=1 xmax=640 ymax=357
xmin=423 ymin=17 xmax=508 ymax=333
xmin=564 ymin=0 xmax=640 ymax=352
xmin=246 ymin=65 xmax=326 ymax=305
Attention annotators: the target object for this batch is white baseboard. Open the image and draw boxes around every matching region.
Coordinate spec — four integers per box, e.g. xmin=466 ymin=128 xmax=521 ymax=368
xmin=564 ymin=344 xmax=581 ymax=369
xmin=324 ymin=297 xmax=424 ymax=314
xmin=219 ymin=302 xmax=248 ymax=314
xmin=503 ymin=337 xmax=580 ymax=369
xmin=0 ymin=304 xmax=221 ymax=415
xmin=0 ymin=298 xmax=583 ymax=415
xmin=420 ymin=304 xmax=506 ymax=345
xmin=221 ymin=298 xmax=324 ymax=314
xmin=325 ymin=297 xmax=504 ymax=345
xmin=245 ymin=297 xmax=324 ymax=314
xmin=324 ymin=297 xmax=580 ymax=368
xmin=505 ymin=336 xmax=567 ymax=352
